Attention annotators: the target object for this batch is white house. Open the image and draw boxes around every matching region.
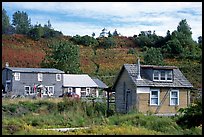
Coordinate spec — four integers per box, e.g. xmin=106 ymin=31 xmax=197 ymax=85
xmin=62 ymin=74 xmax=99 ymax=98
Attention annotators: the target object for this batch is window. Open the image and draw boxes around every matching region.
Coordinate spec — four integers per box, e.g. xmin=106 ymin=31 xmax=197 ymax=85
xmin=86 ymin=88 xmax=90 ymax=94
xmin=56 ymin=74 xmax=61 ymax=81
xmin=25 ymin=86 xmax=30 ymax=95
xmin=167 ymin=71 xmax=173 ymax=81
xmin=153 ymin=70 xmax=173 ymax=82
xmin=170 ymin=90 xmax=179 ymax=105
xmin=14 ymin=73 xmax=20 ymax=81
xmin=68 ymin=88 xmax=72 ymax=93
xmin=160 ymin=71 xmax=166 ymax=80
xmin=81 ymin=87 xmax=86 ymax=97
xmin=153 ymin=70 xmax=159 ymax=80
xmin=47 ymin=86 xmax=54 ymax=95
xmin=38 ymin=73 xmax=43 ymax=81
xmin=150 ymin=89 xmax=160 ymax=105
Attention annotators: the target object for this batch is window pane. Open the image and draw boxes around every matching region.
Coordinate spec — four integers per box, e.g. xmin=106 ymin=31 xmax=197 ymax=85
xmin=81 ymin=91 xmax=86 ymax=97
xmin=153 ymin=70 xmax=159 ymax=80
xmin=151 ymin=91 xmax=158 ymax=97
xmin=167 ymin=71 xmax=172 ymax=80
xmin=151 ymin=98 xmax=158 ymax=105
xmin=171 ymin=91 xmax=178 ymax=98
xmin=171 ymin=98 xmax=178 ymax=105
xmin=161 ymin=71 xmax=165 ymax=80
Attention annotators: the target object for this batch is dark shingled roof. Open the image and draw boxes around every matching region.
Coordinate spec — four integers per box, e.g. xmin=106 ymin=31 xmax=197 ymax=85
xmin=4 ymin=67 xmax=65 ymax=73
xmin=115 ymin=64 xmax=193 ymax=88
xmin=92 ymin=78 xmax=108 ymax=89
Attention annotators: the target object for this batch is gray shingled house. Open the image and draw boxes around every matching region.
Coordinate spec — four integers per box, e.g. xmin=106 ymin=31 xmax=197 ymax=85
xmin=113 ymin=59 xmax=193 ymax=115
xmin=2 ymin=65 xmax=65 ymax=98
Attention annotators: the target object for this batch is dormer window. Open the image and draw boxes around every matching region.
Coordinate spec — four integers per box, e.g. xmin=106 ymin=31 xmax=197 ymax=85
xmin=160 ymin=71 xmax=166 ymax=80
xmin=153 ymin=70 xmax=159 ymax=80
xmin=153 ymin=70 xmax=173 ymax=82
xmin=167 ymin=71 xmax=173 ymax=81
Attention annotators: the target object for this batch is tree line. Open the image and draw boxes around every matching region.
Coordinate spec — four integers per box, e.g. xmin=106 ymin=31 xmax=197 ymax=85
xmin=2 ymin=9 xmax=63 ymax=40
xmin=2 ymin=8 xmax=202 ymax=72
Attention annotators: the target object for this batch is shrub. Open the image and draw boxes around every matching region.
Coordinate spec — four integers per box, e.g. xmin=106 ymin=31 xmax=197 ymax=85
xmin=175 ymin=100 xmax=202 ymax=129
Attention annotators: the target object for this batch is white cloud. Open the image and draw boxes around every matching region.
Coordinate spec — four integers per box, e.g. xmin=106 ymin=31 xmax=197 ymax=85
xmin=2 ymin=2 xmax=202 ymax=41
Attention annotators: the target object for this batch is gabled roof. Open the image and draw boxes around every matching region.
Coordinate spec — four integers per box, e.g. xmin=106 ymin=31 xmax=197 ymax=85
xmin=113 ymin=64 xmax=193 ymax=88
xmin=92 ymin=78 xmax=108 ymax=89
xmin=63 ymin=74 xmax=98 ymax=87
xmin=4 ymin=67 xmax=65 ymax=73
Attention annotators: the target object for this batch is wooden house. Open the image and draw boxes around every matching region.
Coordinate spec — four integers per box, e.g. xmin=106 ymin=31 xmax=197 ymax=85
xmin=62 ymin=74 xmax=99 ymax=98
xmin=113 ymin=59 xmax=193 ymax=115
xmin=2 ymin=64 xmax=65 ymax=98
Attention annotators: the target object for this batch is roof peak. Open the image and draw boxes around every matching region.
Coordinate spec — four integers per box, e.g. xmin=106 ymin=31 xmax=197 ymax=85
xmin=124 ymin=64 xmax=177 ymax=69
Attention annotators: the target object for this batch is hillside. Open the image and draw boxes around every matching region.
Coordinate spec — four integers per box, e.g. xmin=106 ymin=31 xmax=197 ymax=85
xmin=2 ymin=34 xmax=202 ymax=89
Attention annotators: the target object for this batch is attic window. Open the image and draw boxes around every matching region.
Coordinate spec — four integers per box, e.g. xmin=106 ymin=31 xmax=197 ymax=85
xmin=153 ymin=70 xmax=173 ymax=82
xmin=153 ymin=70 xmax=159 ymax=80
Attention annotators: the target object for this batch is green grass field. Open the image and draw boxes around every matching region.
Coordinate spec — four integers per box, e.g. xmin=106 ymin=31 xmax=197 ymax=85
xmin=2 ymin=98 xmax=202 ymax=135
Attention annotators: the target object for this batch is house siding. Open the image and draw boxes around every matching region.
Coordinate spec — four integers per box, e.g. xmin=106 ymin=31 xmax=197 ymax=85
xmin=137 ymin=88 xmax=188 ymax=114
xmin=2 ymin=68 xmax=63 ymax=97
xmin=115 ymin=69 xmax=137 ymax=113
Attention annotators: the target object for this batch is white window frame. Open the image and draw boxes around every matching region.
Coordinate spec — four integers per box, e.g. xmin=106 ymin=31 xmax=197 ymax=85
xmin=24 ymin=86 xmax=31 ymax=95
xmin=80 ymin=87 xmax=87 ymax=97
xmin=160 ymin=70 xmax=166 ymax=81
xmin=68 ymin=87 xmax=72 ymax=93
xmin=86 ymin=87 xmax=90 ymax=94
xmin=153 ymin=70 xmax=160 ymax=81
xmin=38 ymin=73 xmax=43 ymax=81
xmin=45 ymin=86 xmax=54 ymax=95
xmin=14 ymin=72 xmax=20 ymax=81
xmin=166 ymin=70 xmax=173 ymax=82
xmin=150 ymin=89 xmax=160 ymax=106
xmin=170 ymin=89 xmax=179 ymax=106
xmin=56 ymin=74 xmax=61 ymax=81
xmin=153 ymin=70 xmax=173 ymax=82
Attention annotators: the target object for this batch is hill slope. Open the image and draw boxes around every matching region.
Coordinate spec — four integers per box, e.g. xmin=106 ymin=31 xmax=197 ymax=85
xmin=2 ymin=34 xmax=202 ymax=89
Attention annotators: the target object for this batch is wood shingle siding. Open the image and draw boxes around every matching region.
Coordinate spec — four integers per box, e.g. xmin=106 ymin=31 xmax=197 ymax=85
xmin=113 ymin=63 xmax=193 ymax=115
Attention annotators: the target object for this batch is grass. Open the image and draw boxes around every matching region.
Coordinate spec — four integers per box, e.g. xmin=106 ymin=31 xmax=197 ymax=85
xmin=2 ymin=98 xmax=202 ymax=135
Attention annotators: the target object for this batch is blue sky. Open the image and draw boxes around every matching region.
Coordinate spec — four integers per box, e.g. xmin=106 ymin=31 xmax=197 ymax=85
xmin=2 ymin=2 xmax=202 ymax=41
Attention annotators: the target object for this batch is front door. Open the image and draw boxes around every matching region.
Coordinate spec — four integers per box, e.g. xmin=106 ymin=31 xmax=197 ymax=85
xmin=125 ymin=89 xmax=132 ymax=113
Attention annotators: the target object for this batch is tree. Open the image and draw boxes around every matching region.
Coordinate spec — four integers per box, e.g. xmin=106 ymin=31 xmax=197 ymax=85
xmin=28 ymin=24 xmax=44 ymax=41
xmin=92 ymin=32 xmax=95 ymax=38
xmin=99 ymin=28 xmax=108 ymax=37
xmin=2 ymin=9 xmax=10 ymax=34
xmin=198 ymin=36 xmax=202 ymax=49
xmin=12 ymin=11 xmax=31 ymax=34
xmin=112 ymin=29 xmax=119 ymax=36
xmin=177 ymin=19 xmax=192 ymax=38
xmin=97 ymin=37 xmax=116 ymax=49
xmin=41 ymin=40 xmax=81 ymax=74
xmin=143 ymin=47 xmax=164 ymax=65
xmin=108 ymin=31 xmax=112 ymax=37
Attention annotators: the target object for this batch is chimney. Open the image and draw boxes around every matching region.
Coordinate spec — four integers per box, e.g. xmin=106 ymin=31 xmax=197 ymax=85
xmin=136 ymin=58 xmax=142 ymax=80
xmin=5 ymin=62 xmax=9 ymax=67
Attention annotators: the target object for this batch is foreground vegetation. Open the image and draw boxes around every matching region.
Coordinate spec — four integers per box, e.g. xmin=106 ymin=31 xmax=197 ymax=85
xmin=2 ymin=98 xmax=202 ymax=135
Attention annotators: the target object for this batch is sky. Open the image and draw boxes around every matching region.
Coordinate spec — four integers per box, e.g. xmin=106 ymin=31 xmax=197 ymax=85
xmin=2 ymin=2 xmax=202 ymax=41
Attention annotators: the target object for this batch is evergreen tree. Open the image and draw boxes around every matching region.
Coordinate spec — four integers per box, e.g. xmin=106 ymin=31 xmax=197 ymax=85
xmin=2 ymin=9 xmax=10 ymax=34
xmin=12 ymin=11 xmax=31 ymax=34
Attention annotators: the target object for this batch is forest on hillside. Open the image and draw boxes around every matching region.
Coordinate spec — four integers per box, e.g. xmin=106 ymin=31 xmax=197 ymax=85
xmin=2 ymin=9 xmax=202 ymax=90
